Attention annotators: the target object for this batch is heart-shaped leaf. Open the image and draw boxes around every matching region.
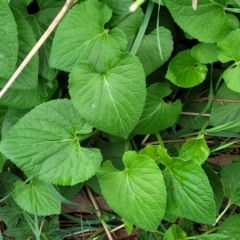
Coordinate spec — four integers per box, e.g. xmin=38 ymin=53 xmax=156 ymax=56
xmin=97 ymin=151 xmax=166 ymax=231
xmin=50 ymin=0 xmax=127 ymax=72
xmin=0 ymin=99 xmax=102 ymax=186
xmin=69 ymin=53 xmax=146 ymax=138
xmin=179 ymin=136 xmax=210 ymax=164
xmin=166 ymin=50 xmax=208 ymax=88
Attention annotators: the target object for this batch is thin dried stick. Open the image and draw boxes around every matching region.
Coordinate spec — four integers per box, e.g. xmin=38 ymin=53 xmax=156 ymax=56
xmin=110 ymin=224 xmax=125 ymax=233
xmin=141 ymin=134 xmax=150 ymax=145
xmin=181 ymin=111 xmax=210 ymax=117
xmin=86 ymin=186 xmax=114 ymax=240
xmin=0 ymin=0 xmax=77 ymax=98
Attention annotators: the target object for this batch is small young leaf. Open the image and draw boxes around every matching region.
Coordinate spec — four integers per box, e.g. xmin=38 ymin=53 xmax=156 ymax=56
xmin=191 ymin=43 xmax=218 ymax=64
xmin=221 ymin=162 xmax=240 ymax=205
xmin=163 ymin=224 xmax=187 ymax=240
xmin=163 ymin=157 xmax=215 ymax=225
xmin=0 ymin=99 xmax=102 ymax=185
xmin=166 ymin=50 xmax=208 ymax=88
xmin=133 ymin=82 xmax=182 ymax=134
xmin=222 ymin=66 xmax=240 ymax=93
xmin=179 ymin=136 xmax=210 ymax=164
xmin=13 ymin=179 xmax=61 ymax=215
xmin=69 ymin=53 xmax=146 ymax=138
xmin=139 ymin=144 xmax=162 ymax=164
xmin=165 ymin=0 xmax=238 ymax=43
xmin=50 ymin=0 xmax=127 ymax=72
xmin=136 ymin=27 xmax=173 ymax=76
xmin=218 ymin=214 xmax=240 ymax=239
xmin=97 ymin=151 xmax=167 ymax=231
xmin=0 ymin=0 xmax=18 ymax=78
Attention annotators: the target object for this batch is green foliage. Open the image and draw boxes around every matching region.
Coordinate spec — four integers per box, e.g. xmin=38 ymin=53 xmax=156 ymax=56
xmin=163 ymin=224 xmax=187 ymax=240
xmin=98 ymin=151 xmax=166 ymax=231
xmin=0 ymin=0 xmax=18 ymax=79
xmin=0 ymin=99 xmax=102 ymax=185
xmin=0 ymin=0 xmax=240 ymax=238
xmin=166 ymin=50 xmax=208 ymax=88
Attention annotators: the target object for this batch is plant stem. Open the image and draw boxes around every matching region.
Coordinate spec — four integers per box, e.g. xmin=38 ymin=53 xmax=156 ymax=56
xmin=125 ymin=140 xmax=130 ymax=152
xmin=130 ymin=0 xmax=154 ymax=55
xmin=187 ymin=226 xmax=219 ymax=239
xmin=156 ymin=0 xmax=163 ymax=60
xmin=215 ymin=201 xmax=231 ymax=224
xmin=77 ymin=129 xmax=99 ymax=142
xmin=198 ymin=119 xmax=210 ymax=137
xmin=155 ymin=132 xmax=164 ymax=148
xmin=159 ymin=222 xmax=167 ymax=232
xmin=215 ymin=62 xmax=237 ymax=91
xmin=0 ymin=0 xmax=77 ymax=98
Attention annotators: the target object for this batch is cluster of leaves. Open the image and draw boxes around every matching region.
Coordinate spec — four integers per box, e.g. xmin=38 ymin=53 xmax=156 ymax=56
xmin=1 ymin=0 xmax=240 ymax=239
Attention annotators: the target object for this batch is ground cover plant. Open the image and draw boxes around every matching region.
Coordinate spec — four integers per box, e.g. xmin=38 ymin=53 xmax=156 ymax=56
xmin=1 ymin=0 xmax=240 ymax=239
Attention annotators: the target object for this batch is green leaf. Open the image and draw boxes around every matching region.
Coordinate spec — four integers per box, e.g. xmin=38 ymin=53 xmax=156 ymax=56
xmin=10 ymin=0 xmax=63 ymax=81
xmin=58 ymin=182 xmax=84 ymax=200
xmin=13 ymin=179 xmax=61 ymax=215
xmin=0 ymin=153 xmax=5 ymax=173
xmin=0 ymin=78 xmax=58 ymax=109
xmin=202 ymin=164 xmax=223 ymax=214
xmin=123 ymin=219 xmax=133 ymax=234
xmin=217 ymin=29 xmax=240 ymax=92
xmin=163 ymin=224 xmax=187 ymax=240
xmin=0 ymin=106 xmax=8 ymax=138
xmin=210 ymin=83 xmax=240 ymax=133
xmin=191 ymin=43 xmax=218 ymax=64
xmin=198 ymin=234 xmax=234 ymax=240
xmin=116 ymin=8 xmax=144 ymax=51
xmin=139 ymin=144 xmax=162 ymax=165
xmin=99 ymin=0 xmax=133 ymax=27
xmin=218 ymin=214 xmax=240 ymax=239
xmin=166 ymin=50 xmax=208 ymax=88
xmin=220 ymin=162 xmax=240 ymax=205
xmin=165 ymin=0 xmax=239 ymax=43
xmin=97 ymin=151 xmax=167 ymax=231
xmin=217 ymin=29 xmax=240 ymax=63
xmin=222 ymin=65 xmax=240 ymax=93
xmin=162 ymin=157 xmax=215 ymax=225
xmin=133 ymin=82 xmax=182 ymax=134
xmin=8 ymin=9 xmax=38 ymax=90
xmin=50 ymin=0 xmax=127 ymax=72
xmin=0 ymin=99 xmax=102 ymax=185
xmin=95 ymin=139 xmax=125 ymax=167
xmin=2 ymin=109 xmax=28 ymax=138
xmin=179 ymin=136 xmax=210 ymax=164
xmin=0 ymin=0 xmax=18 ymax=78
xmin=136 ymin=27 xmax=173 ymax=76
xmin=69 ymin=53 xmax=146 ymax=138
